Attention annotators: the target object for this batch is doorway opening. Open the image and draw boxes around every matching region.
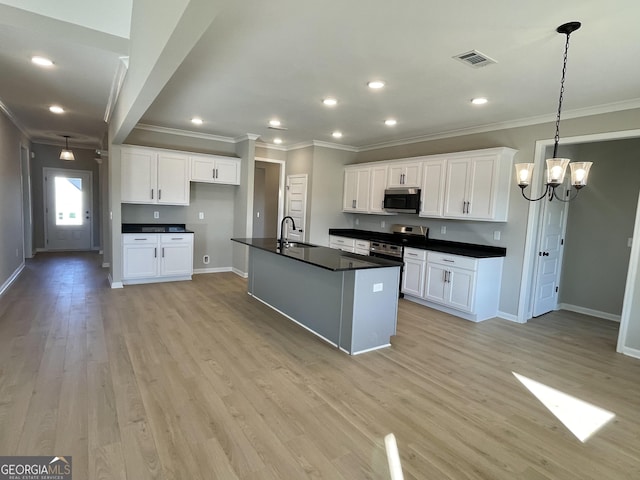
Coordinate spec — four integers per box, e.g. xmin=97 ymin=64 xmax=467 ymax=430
xmin=43 ymin=168 xmax=93 ymax=251
xmin=253 ymin=158 xmax=285 ymax=238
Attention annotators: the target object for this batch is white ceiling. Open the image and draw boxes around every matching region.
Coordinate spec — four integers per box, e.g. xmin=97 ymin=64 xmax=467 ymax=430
xmin=1 ymin=0 xmax=640 ymax=150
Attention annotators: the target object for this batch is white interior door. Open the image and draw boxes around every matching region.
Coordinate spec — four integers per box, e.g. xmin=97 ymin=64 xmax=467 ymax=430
xmin=285 ymin=174 xmax=307 ymax=242
xmin=532 ymin=187 xmax=569 ymax=317
xmin=44 ymin=168 xmax=92 ymax=250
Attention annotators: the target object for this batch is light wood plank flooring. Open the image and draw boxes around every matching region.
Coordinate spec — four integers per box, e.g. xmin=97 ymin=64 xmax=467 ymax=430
xmin=1 ymin=252 xmax=639 ymax=479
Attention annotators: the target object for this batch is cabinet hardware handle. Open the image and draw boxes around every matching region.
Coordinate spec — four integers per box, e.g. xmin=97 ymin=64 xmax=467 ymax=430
xmin=467 ymin=201 xmax=470 ymax=213
xmin=407 ymin=253 xmax=417 ymax=257
xmin=162 ymin=248 xmax=165 ymax=257
xmin=213 ymin=169 xmax=215 ymax=178
xmin=171 ymin=237 xmax=183 ymax=240
xmin=134 ymin=238 xmax=146 ymax=241
xmin=154 ymin=247 xmax=157 ymax=258
xmin=215 ymin=168 xmax=219 ymax=179
xmin=158 ymin=189 xmax=162 ymax=200
xmin=443 ymin=270 xmax=447 ymax=282
xmin=443 ymin=259 xmax=454 ymax=263
xmin=151 ymin=189 xmax=154 ymax=199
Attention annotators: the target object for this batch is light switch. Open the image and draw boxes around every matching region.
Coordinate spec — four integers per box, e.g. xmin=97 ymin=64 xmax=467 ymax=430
xmin=373 ymin=283 xmax=383 ymax=292
xmin=199 ymin=212 xmax=205 ymax=220
xmin=494 ymin=231 xmax=501 ymax=241
xmin=153 ymin=211 xmax=159 ymax=219
xmin=440 ymin=226 xmax=446 ymax=234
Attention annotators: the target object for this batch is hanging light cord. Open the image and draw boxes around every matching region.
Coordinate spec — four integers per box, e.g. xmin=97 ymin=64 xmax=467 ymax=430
xmin=552 ymin=31 xmax=572 ymax=159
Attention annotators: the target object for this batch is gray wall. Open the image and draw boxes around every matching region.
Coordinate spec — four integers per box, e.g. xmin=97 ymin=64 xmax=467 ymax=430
xmin=30 ymin=143 xmax=101 ymax=249
xmin=0 ymin=109 xmax=29 ymax=289
xmin=559 ymin=138 xmax=640 ymax=316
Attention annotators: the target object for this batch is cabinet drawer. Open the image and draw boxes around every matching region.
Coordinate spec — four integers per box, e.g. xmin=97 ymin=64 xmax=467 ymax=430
xmin=329 ymin=236 xmax=356 ymax=248
xmin=122 ymin=234 xmax=157 ymax=245
xmin=427 ymin=251 xmax=477 ymax=270
xmin=403 ymin=247 xmax=427 ymax=261
xmin=160 ymin=234 xmax=193 ymax=244
xmin=355 ymin=240 xmax=370 ymax=250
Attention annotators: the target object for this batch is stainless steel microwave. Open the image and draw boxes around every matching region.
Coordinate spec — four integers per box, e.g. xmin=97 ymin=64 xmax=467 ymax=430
xmin=383 ymin=187 xmax=421 ymax=214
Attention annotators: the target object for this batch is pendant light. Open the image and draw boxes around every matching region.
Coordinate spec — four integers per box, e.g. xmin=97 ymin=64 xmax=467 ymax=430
xmin=515 ymin=22 xmax=592 ymax=202
xmin=60 ymin=135 xmax=75 ymax=161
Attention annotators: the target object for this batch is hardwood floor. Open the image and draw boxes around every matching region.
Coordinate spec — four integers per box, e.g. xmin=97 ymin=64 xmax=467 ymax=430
xmin=1 ymin=252 xmax=639 ymax=479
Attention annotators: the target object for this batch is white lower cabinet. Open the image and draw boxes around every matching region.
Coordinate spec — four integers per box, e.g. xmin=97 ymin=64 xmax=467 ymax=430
xmin=402 ymin=249 xmax=503 ymax=322
xmin=354 ymin=240 xmax=370 ymax=256
xmin=402 ymin=248 xmax=426 ymax=297
xmin=123 ymin=233 xmax=194 ymax=284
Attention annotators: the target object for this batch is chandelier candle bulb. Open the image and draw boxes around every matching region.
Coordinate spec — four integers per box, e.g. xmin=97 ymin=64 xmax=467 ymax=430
xmin=546 ymin=158 xmax=570 ymax=186
xmin=570 ymin=162 xmax=593 ymax=188
xmin=515 ymin=163 xmax=534 ymax=186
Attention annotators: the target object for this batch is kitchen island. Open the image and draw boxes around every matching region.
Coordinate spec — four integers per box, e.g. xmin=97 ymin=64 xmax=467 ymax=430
xmin=231 ymin=238 xmax=402 ymax=355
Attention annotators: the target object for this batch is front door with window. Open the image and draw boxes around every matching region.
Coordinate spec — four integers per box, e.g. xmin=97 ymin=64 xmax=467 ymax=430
xmin=44 ymin=168 xmax=92 ymax=250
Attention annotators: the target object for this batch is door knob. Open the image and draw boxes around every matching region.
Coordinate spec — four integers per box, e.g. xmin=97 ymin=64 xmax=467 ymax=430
xmin=542 ymin=251 xmax=549 ymax=256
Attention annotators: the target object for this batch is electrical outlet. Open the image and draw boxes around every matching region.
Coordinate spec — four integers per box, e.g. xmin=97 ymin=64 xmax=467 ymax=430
xmin=355 ymin=218 xmax=359 ymax=225
xmin=440 ymin=226 xmax=446 ymax=234
xmin=199 ymin=212 xmax=204 ymax=220
xmin=153 ymin=211 xmax=159 ymax=219
xmin=203 ymin=255 xmax=210 ymax=264
xmin=15 ymin=248 xmax=19 ymax=258
xmin=381 ymin=220 xmax=386 ymax=228
xmin=494 ymin=231 xmax=501 ymax=241
xmin=373 ymin=283 xmax=383 ymax=292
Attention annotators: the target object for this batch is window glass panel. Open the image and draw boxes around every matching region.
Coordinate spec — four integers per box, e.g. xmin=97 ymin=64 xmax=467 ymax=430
xmin=55 ymin=176 xmax=83 ymax=226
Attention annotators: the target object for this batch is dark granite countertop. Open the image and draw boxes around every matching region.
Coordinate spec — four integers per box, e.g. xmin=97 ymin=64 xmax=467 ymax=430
xmin=122 ymin=223 xmax=194 ymax=234
xmin=231 ymin=238 xmax=403 ymax=272
xmin=328 ymin=228 xmax=506 ymax=258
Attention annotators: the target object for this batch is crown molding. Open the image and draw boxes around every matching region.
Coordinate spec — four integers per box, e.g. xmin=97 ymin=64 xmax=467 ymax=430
xmin=0 ymin=99 xmax=31 ymax=140
xmin=134 ymin=123 xmax=237 ymax=143
xmin=255 ymin=141 xmax=288 ymax=151
xmin=357 ymin=98 xmax=640 ymax=152
xmin=311 ymin=140 xmax=359 ymax=152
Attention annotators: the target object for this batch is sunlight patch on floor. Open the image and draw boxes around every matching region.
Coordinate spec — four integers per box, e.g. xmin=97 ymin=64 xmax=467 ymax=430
xmin=513 ymin=372 xmax=615 ymax=442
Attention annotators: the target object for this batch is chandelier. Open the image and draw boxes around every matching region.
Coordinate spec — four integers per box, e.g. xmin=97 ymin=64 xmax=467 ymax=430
xmin=515 ymin=22 xmax=592 ymax=202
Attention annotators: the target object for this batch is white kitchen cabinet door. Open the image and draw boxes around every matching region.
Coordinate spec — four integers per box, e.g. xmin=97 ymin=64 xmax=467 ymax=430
xmin=121 ymin=148 xmax=156 ymax=203
xmin=342 ymin=167 xmax=370 ymax=212
xmin=447 ymin=267 xmax=475 ymax=312
xmin=424 ymin=263 xmax=447 ymax=303
xmin=214 ymin=157 xmax=241 ymax=185
xmin=465 ymin=155 xmax=497 ymax=220
xmin=420 ymin=159 xmax=446 ymax=217
xmin=443 ymin=157 xmax=470 ymax=218
xmin=160 ymin=243 xmax=193 ymax=276
xmin=369 ymin=165 xmax=388 ymax=214
xmin=388 ymin=162 xmax=422 ymax=187
xmin=157 ymin=152 xmax=190 ymax=205
xmin=402 ymin=258 xmax=425 ymax=297
xmin=123 ymin=242 xmax=158 ymax=279
xmin=191 ymin=156 xmax=216 ymax=182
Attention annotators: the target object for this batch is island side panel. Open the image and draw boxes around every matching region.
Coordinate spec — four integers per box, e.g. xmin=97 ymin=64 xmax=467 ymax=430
xmin=248 ymin=248 xmax=343 ymax=346
xmin=350 ymin=267 xmax=400 ymax=354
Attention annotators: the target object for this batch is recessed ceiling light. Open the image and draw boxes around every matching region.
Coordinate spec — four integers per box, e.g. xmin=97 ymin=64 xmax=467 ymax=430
xmin=368 ymin=80 xmax=385 ymax=89
xmin=384 ymin=119 xmax=397 ymax=126
xmin=269 ymin=119 xmax=281 ymax=127
xmin=49 ymin=105 xmax=64 ymax=114
xmin=323 ymin=97 xmax=338 ymax=106
xmin=191 ymin=117 xmax=203 ymax=125
xmin=273 ymin=137 xmax=283 ymax=144
xmin=31 ymin=56 xmax=53 ymax=67
xmin=471 ymin=97 xmax=488 ymax=105
xmin=332 ymin=131 xmax=343 ymax=138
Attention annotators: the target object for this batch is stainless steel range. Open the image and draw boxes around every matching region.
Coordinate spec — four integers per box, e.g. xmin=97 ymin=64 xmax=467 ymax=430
xmin=369 ymin=225 xmax=429 ymax=298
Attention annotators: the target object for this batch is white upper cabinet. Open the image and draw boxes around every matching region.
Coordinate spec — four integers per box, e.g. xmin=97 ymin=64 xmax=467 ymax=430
xmin=369 ymin=164 xmax=388 ymax=214
xmin=121 ymin=146 xmax=190 ymax=205
xmin=343 ymin=166 xmax=371 ymax=212
xmin=387 ymin=161 xmax=422 ymax=187
xmin=442 ymin=149 xmax=514 ymax=221
xmin=191 ymin=154 xmax=241 ymax=185
xmin=420 ymin=158 xmax=446 ymax=217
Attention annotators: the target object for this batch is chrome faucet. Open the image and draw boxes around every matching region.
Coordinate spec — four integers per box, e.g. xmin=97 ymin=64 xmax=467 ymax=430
xmin=279 ymin=216 xmax=296 ymax=250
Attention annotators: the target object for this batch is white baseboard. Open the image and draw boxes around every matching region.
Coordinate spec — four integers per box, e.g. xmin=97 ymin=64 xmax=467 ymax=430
xmin=621 ymin=346 xmax=640 ymax=360
xmin=108 ymin=273 xmax=123 ymax=289
xmin=558 ymin=303 xmax=621 ymax=322
xmin=193 ymin=267 xmax=232 ymax=275
xmin=497 ymin=311 xmax=522 ymax=323
xmin=232 ymin=268 xmax=248 ymax=278
xmin=0 ymin=262 xmax=25 ymax=297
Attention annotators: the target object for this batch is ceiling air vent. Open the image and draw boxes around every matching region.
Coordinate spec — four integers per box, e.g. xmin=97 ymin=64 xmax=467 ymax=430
xmin=453 ymin=50 xmax=497 ymax=68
